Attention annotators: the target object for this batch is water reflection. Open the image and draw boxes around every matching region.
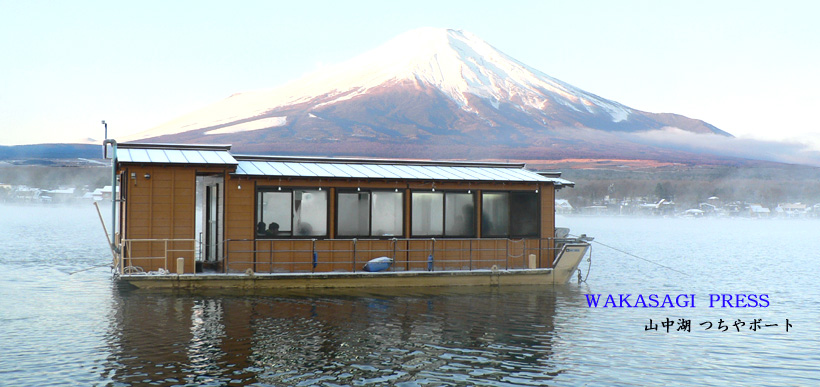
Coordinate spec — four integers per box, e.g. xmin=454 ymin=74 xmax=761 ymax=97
xmin=105 ymin=286 xmax=571 ymax=386
xmin=5 ymin=205 xmax=818 ymax=385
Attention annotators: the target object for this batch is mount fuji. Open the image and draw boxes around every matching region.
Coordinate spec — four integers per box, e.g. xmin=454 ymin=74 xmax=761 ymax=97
xmin=126 ymin=28 xmax=734 ymax=165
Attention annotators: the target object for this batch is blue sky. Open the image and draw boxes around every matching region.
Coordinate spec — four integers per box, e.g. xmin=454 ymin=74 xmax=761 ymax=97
xmin=1 ymin=0 xmax=818 ymax=149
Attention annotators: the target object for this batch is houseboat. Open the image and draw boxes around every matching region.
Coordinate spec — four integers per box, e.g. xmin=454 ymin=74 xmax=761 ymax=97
xmin=102 ymin=141 xmax=591 ymax=290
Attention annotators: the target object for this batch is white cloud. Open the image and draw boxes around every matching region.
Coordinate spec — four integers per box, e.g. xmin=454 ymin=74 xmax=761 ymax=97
xmin=628 ymin=127 xmax=820 ymax=167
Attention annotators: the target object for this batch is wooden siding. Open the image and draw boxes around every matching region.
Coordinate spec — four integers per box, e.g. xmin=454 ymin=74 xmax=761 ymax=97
xmin=223 ymin=176 xmax=255 ymax=272
xmin=540 ymin=183 xmax=556 ymax=267
xmin=122 ymin=165 xmax=196 ymax=273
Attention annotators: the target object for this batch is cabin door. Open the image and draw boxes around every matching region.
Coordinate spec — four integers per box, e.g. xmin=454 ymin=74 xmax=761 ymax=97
xmin=196 ymin=175 xmax=224 ymax=263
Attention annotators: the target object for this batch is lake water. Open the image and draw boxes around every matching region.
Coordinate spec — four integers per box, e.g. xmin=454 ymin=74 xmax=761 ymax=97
xmin=1 ymin=203 xmax=818 ymax=386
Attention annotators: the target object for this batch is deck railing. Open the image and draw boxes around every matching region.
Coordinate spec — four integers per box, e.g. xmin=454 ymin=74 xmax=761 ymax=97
xmin=223 ymin=238 xmax=559 ymax=274
xmin=116 ymin=237 xmax=567 ymax=275
xmin=116 ymin=238 xmax=197 ymax=275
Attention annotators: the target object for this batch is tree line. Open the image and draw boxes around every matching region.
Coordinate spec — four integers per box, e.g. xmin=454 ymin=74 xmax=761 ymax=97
xmin=558 ymin=165 xmax=820 ymax=210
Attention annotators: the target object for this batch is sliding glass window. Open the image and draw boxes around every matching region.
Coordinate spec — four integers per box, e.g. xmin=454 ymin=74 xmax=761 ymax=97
xmin=372 ymin=191 xmax=403 ymax=237
xmin=337 ymin=191 xmax=403 ymax=238
xmin=481 ymin=191 xmax=539 ymax=238
xmin=411 ymin=191 xmax=475 ymax=237
xmin=444 ymin=193 xmax=475 ymax=237
xmin=257 ymin=188 xmax=327 ymax=238
xmin=510 ymin=192 xmax=539 ymax=236
xmin=411 ymin=192 xmax=443 ymax=236
xmin=481 ymin=193 xmax=509 ymax=237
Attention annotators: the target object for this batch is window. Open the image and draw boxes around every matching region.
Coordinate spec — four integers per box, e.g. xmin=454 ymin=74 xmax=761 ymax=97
xmin=412 ymin=192 xmax=443 ymax=236
xmin=257 ymin=191 xmax=292 ymax=236
xmin=337 ymin=192 xmax=370 ymax=236
xmin=481 ymin=191 xmax=539 ymax=237
xmin=510 ymin=192 xmax=539 ymax=236
xmin=371 ymin=191 xmax=403 ymax=237
xmin=445 ymin=193 xmax=475 ymax=237
xmin=337 ymin=191 xmax=403 ymax=237
xmin=481 ymin=193 xmax=509 ymax=237
xmin=257 ymin=188 xmax=327 ymax=238
xmin=411 ymin=191 xmax=475 ymax=237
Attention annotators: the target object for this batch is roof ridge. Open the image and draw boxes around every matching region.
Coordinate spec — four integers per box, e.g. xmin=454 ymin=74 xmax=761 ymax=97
xmin=118 ymin=142 xmax=232 ymax=151
xmin=233 ymin=154 xmax=525 ymax=168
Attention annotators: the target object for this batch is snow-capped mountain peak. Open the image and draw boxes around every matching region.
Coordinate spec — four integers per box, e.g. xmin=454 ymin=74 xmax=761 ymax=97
xmin=128 ymin=28 xmax=634 ymax=141
xmin=291 ymin=27 xmax=630 ymax=120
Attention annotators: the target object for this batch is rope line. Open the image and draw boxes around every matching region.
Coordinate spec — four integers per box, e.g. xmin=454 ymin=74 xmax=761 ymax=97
xmin=68 ymin=263 xmax=111 ymax=275
xmin=571 ymin=234 xmax=690 ymax=277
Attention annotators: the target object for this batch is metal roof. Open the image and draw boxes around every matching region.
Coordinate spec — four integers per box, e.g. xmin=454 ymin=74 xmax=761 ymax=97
xmin=116 ymin=143 xmax=237 ymax=165
xmin=110 ymin=143 xmax=571 ymax=185
xmin=234 ymin=158 xmax=565 ymax=184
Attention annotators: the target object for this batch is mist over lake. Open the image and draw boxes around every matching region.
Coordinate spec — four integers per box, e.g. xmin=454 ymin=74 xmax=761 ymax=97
xmin=1 ymin=204 xmax=817 ymax=386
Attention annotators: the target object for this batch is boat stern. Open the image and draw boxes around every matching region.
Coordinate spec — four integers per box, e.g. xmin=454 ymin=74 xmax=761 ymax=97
xmin=552 ymin=235 xmax=593 ymax=283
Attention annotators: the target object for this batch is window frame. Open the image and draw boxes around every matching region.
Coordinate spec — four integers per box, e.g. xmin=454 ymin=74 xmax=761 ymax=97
xmin=410 ymin=190 xmax=477 ymax=238
xmin=255 ymin=187 xmax=329 ymax=239
xmin=335 ymin=189 xmax=405 ymax=239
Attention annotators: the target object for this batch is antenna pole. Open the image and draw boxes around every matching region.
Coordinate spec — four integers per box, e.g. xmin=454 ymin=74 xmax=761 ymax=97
xmin=102 ymin=120 xmax=108 ymax=158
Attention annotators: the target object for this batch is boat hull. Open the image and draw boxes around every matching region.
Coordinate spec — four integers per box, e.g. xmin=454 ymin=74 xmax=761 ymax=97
xmin=121 ymin=268 xmax=555 ymax=290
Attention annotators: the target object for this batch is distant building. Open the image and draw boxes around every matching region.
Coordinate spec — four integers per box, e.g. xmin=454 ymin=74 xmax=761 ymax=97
xmin=0 ymin=184 xmax=11 ymax=201
xmin=725 ymin=202 xmax=745 ymax=217
xmin=683 ymin=209 xmax=705 ymax=217
xmin=44 ymin=187 xmax=76 ymax=203
xmin=89 ymin=186 xmax=113 ymax=201
xmin=555 ymin=199 xmax=573 ymax=214
xmin=699 ymin=202 xmax=717 ymax=215
xmin=580 ymin=205 xmax=608 ymax=215
xmin=635 ymin=199 xmax=675 ymax=216
xmin=776 ymin=203 xmax=808 ymax=217
xmin=749 ymin=204 xmax=771 ymax=218
xmin=13 ymin=186 xmax=41 ymax=202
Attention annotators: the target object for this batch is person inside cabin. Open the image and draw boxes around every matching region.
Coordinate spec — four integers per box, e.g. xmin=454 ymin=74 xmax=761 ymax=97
xmin=457 ymin=204 xmax=475 ymax=235
xmin=297 ymin=222 xmax=313 ymax=236
xmin=267 ymin=222 xmax=280 ymax=237
xmin=256 ymin=221 xmax=267 ymax=236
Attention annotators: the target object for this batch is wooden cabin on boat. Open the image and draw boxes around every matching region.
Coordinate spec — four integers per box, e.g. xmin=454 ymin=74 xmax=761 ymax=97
xmin=109 ymin=142 xmax=586 ymax=288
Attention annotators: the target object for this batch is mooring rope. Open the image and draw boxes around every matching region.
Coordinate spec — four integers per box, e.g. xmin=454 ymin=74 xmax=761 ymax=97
xmin=571 ymin=234 xmax=690 ymax=277
xmin=507 ymin=238 xmax=525 ymax=258
xmin=68 ymin=263 xmax=111 ymax=275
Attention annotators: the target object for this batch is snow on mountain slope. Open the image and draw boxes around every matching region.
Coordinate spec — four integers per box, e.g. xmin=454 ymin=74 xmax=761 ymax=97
xmin=127 ymin=28 xmax=632 ymax=141
xmin=295 ymin=27 xmax=631 ymax=121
